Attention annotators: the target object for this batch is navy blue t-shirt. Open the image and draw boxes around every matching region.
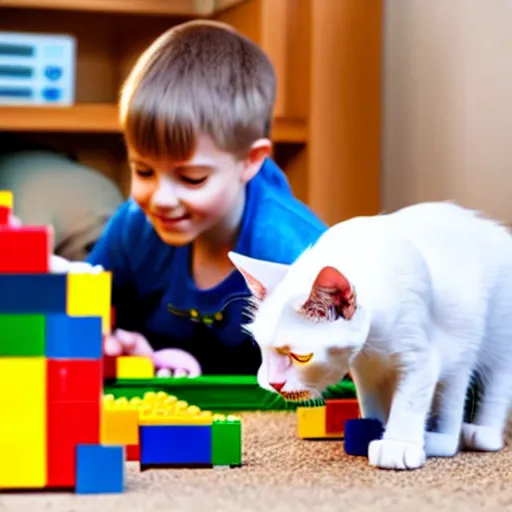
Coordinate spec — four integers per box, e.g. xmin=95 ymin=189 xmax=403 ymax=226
xmin=86 ymin=158 xmax=327 ymax=375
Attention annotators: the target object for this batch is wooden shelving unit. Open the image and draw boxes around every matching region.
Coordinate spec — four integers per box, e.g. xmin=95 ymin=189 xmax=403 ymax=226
xmin=0 ymin=0 xmax=243 ymax=15
xmin=0 ymin=0 xmax=383 ymax=224
xmin=0 ymin=104 xmax=307 ymax=143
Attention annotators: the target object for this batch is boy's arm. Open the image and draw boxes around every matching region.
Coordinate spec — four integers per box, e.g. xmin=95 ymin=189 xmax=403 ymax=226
xmin=85 ymin=201 xmax=143 ymax=332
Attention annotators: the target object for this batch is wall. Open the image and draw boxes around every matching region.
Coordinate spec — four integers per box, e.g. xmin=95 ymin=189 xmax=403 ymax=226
xmin=382 ymin=0 xmax=512 ymax=222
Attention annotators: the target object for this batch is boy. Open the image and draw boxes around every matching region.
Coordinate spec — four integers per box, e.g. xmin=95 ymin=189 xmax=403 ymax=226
xmin=83 ymin=20 xmax=327 ymax=376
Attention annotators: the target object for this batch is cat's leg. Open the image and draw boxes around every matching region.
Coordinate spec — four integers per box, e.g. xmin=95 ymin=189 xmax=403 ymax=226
xmin=424 ymin=367 xmax=472 ymax=457
xmin=350 ymin=361 xmax=393 ymax=425
xmin=462 ymin=292 xmax=512 ymax=452
xmin=461 ymin=366 xmax=512 ymax=452
xmin=368 ymin=346 xmax=440 ymax=470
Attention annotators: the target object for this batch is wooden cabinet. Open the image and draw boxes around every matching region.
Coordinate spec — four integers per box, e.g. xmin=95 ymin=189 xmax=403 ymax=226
xmin=0 ymin=0 xmax=382 ymax=225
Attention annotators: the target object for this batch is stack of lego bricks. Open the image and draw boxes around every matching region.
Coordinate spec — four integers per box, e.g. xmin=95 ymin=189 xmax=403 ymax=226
xmin=0 ymin=190 xmax=124 ymax=494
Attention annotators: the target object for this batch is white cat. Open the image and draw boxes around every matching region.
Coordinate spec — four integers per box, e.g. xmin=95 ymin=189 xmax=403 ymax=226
xmin=229 ymin=202 xmax=512 ymax=470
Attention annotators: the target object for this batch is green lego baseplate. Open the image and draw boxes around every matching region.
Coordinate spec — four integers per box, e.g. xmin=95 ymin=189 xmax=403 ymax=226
xmin=104 ymin=375 xmax=358 ymax=412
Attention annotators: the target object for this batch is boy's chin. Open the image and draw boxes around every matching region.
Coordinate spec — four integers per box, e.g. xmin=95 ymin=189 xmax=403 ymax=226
xmin=155 ymin=229 xmax=196 ymax=247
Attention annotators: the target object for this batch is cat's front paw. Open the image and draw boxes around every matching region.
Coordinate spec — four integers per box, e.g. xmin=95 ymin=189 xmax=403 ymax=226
xmin=368 ymin=439 xmax=426 ymax=470
xmin=461 ymin=423 xmax=504 ymax=452
xmin=424 ymin=431 xmax=460 ymax=457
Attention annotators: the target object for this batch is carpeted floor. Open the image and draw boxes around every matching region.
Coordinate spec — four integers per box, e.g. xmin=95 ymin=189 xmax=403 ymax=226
xmin=1 ymin=411 xmax=512 ymax=511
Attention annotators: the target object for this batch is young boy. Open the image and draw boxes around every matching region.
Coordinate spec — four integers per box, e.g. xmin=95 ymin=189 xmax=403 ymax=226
xmin=83 ymin=20 xmax=327 ymax=376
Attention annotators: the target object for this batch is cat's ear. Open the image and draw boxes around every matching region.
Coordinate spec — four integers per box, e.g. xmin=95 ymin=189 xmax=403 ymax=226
xmin=228 ymin=251 xmax=289 ymax=301
xmin=300 ymin=266 xmax=357 ymax=322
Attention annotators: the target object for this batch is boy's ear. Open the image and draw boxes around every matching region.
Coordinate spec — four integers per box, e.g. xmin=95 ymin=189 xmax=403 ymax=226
xmin=240 ymin=138 xmax=272 ymax=183
xmin=228 ymin=251 xmax=289 ymax=301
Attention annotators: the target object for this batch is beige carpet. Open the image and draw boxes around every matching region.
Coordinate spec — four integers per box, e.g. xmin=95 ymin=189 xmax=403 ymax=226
xmin=1 ymin=411 xmax=512 ymax=511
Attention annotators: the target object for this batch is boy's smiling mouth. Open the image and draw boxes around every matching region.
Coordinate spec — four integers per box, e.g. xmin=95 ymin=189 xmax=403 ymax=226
xmin=153 ymin=212 xmax=191 ymax=228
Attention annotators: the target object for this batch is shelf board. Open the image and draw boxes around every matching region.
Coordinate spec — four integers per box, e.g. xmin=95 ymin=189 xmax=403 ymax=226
xmin=0 ymin=104 xmax=307 ymax=143
xmin=0 ymin=0 xmax=245 ymax=16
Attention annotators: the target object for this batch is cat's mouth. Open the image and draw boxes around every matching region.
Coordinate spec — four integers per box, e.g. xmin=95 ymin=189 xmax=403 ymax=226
xmin=280 ymin=390 xmax=311 ymax=402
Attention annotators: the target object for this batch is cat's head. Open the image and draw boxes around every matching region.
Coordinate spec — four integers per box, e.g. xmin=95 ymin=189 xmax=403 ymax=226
xmin=229 ymin=251 xmax=370 ymax=402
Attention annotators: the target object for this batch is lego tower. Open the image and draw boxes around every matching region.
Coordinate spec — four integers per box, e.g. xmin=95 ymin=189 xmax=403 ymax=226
xmin=0 ymin=190 xmax=124 ymax=494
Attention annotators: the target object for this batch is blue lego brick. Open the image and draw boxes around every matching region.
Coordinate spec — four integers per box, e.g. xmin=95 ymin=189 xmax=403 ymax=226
xmin=140 ymin=425 xmax=212 ymax=466
xmin=0 ymin=274 xmax=67 ymax=313
xmin=45 ymin=314 xmax=102 ymax=359
xmin=75 ymin=444 xmax=124 ymax=494
xmin=344 ymin=418 xmax=384 ymax=457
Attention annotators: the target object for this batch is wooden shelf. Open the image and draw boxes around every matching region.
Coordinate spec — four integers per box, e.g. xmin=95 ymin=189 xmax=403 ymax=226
xmin=0 ymin=104 xmax=307 ymax=143
xmin=0 ymin=0 xmax=246 ymax=16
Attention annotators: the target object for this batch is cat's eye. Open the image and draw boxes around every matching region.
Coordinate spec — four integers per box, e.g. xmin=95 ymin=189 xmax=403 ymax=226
xmin=290 ymin=352 xmax=314 ymax=364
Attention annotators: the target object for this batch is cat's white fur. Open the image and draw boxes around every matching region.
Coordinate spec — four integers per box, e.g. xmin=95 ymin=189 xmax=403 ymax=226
xmin=229 ymin=202 xmax=512 ymax=470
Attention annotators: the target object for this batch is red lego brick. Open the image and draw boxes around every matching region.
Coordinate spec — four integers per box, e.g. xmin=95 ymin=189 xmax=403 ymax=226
xmin=46 ymin=360 xmax=103 ymax=488
xmin=325 ymin=398 xmax=360 ymax=434
xmin=0 ymin=226 xmax=51 ymax=273
xmin=47 ymin=359 xmax=102 ymax=403
xmin=102 ymin=355 xmax=117 ymax=379
xmin=126 ymin=444 xmax=140 ymax=461
xmin=0 ymin=206 xmax=9 ymax=225
xmin=47 ymin=401 xmax=101 ymax=488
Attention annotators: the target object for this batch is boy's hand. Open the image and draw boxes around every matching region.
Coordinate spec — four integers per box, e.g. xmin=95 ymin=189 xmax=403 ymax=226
xmin=50 ymin=254 xmax=104 ymax=274
xmin=8 ymin=214 xmax=22 ymax=227
xmin=104 ymin=328 xmax=154 ymax=358
xmin=153 ymin=348 xmax=202 ymax=378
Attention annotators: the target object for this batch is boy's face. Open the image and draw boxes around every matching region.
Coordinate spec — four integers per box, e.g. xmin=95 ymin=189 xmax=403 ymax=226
xmin=129 ymin=134 xmax=270 ymax=247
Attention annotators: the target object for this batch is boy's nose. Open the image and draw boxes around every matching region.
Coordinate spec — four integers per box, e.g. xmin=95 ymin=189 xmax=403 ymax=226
xmin=153 ymin=179 xmax=180 ymax=208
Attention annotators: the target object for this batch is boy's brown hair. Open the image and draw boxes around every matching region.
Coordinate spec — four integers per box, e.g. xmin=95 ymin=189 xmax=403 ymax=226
xmin=120 ymin=20 xmax=276 ymax=161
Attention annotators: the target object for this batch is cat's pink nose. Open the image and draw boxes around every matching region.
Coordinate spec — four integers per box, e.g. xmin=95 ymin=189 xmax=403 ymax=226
xmin=270 ymin=381 xmax=286 ymax=392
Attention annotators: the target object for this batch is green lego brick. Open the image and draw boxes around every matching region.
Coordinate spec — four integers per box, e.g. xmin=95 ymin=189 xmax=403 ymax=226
xmin=104 ymin=375 xmax=357 ymax=412
xmin=212 ymin=415 xmax=242 ymax=467
xmin=0 ymin=314 xmax=45 ymax=356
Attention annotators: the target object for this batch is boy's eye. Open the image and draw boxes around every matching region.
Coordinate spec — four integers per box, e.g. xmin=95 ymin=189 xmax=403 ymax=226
xmin=290 ymin=353 xmax=314 ymax=364
xmin=181 ymin=176 xmax=207 ymax=185
xmin=134 ymin=168 xmax=154 ymax=178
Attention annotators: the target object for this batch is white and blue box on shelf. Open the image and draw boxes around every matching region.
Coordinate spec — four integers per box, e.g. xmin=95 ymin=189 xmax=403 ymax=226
xmin=0 ymin=31 xmax=76 ymax=106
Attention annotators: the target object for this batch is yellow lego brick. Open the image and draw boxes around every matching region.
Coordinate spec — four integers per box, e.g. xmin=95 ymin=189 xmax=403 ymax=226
xmin=66 ymin=271 xmax=112 ymax=334
xmin=101 ymin=395 xmax=140 ymax=445
xmin=296 ymin=406 xmax=343 ymax=439
xmin=0 ymin=190 xmax=13 ymax=209
xmin=117 ymin=355 xmax=154 ymax=379
xmin=137 ymin=391 xmax=213 ymax=425
xmin=0 ymin=357 xmax=46 ymax=488
xmin=142 ymin=391 xmax=176 ymax=408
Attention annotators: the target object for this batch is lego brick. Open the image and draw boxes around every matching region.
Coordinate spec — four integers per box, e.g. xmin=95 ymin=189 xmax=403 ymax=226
xmin=47 ymin=359 xmax=102 ymax=403
xmin=0 ymin=313 xmax=45 ymax=356
xmin=136 ymin=391 xmax=213 ymax=426
xmin=325 ymin=398 xmax=360 ymax=434
xmin=0 ymin=357 xmax=46 ymax=489
xmin=103 ymin=354 xmax=117 ymax=379
xmin=116 ymin=355 xmax=154 ymax=379
xmin=211 ymin=414 xmax=242 ymax=467
xmin=0 ymin=226 xmax=51 ymax=273
xmin=47 ymin=401 xmax=101 ymax=488
xmin=126 ymin=444 xmax=140 ymax=461
xmin=101 ymin=396 xmax=139 ymax=445
xmin=0 ymin=206 xmax=8 ymax=225
xmin=139 ymin=425 xmax=212 ymax=466
xmin=45 ymin=314 xmax=102 ymax=359
xmin=138 ymin=401 xmax=213 ymax=426
xmin=66 ymin=272 xmax=112 ymax=334
xmin=0 ymin=274 xmax=67 ymax=313
xmin=296 ymin=405 xmax=343 ymax=439
xmin=75 ymin=444 xmax=124 ymax=494
xmin=0 ymin=190 xmax=13 ymax=208
xmin=344 ymin=418 xmax=384 ymax=457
